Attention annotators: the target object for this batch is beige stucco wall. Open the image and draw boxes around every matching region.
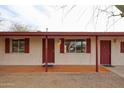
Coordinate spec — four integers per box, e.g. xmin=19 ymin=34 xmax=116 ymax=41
xmin=98 ymin=36 xmax=124 ymax=65
xmin=0 ymin=36 xmax=124 ymax=65
xmin=0 ymin=36 xmax=43 ymax=65
xmin=0 ymin=36 xmax=96 ymax=65
xmin=50 ymin=36 xmax=96 ymax=65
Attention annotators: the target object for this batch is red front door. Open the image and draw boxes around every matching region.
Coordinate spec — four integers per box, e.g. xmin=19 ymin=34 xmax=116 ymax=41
xmin=100 ymin=40 xmax=111 ymax=65
xmin=42 ymin=39 xmax=55 ymax=63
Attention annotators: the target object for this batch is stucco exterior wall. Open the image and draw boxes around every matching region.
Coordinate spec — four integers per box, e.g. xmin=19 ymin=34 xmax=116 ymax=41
xmin=0 ymin=36 xmax=96 ymax=65
xmin=98 ymin=36 xmax=124 ymax=65
xmin=51 ymin=36 xmax=96 ymax=65
xmin=0 ymin=35 xmax=124 ymax=65
xmin=0 ymin=36 xmax=43 ymax=65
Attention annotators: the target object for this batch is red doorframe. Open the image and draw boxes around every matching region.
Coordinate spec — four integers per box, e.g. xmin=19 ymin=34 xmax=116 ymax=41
xmin=96 ymin=36 xmax=98 ymax=72
xmin=45 ymin=36 xmax=48 ymax=72
xmin=42 ymin=38 xmax=55 ymax=64
xmin=100 ymin=40 xmax=111 ymax=65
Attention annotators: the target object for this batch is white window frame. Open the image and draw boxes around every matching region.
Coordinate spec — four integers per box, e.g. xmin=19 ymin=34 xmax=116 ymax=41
xmin=11 ymin=39 xmax=25 ymax=53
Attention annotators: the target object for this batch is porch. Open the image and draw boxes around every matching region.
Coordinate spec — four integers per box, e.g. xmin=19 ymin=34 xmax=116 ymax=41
xmin=0 ymin=65 xmax=109 ymax=73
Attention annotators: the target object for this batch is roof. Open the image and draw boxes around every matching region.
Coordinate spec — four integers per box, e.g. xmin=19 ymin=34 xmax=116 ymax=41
xmin=0 ymin=32 xmax=124 ymax=36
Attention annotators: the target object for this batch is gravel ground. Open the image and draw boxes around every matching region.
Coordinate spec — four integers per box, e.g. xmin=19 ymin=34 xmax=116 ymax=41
xmin=0 ymin=72 xmax=124 ymax=88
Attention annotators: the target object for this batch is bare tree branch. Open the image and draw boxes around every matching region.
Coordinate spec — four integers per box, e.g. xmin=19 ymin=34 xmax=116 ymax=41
xmin=9 ymin=23 xmax=32 ymax=32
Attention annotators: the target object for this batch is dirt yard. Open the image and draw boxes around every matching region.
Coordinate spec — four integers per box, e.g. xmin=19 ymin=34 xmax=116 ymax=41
xmin=0 ymin=72 xmax=124 ymax=88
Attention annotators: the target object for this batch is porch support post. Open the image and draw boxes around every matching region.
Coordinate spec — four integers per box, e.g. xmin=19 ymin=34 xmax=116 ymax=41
xmin=96 ymin=36 xmax=99 ymax=72
xmin=45 ymin=35 xmax=48 ymax=72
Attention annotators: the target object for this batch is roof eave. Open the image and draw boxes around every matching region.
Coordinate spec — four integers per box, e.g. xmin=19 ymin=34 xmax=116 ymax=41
xmin=0 ymin=32 xmax=124 ymax=36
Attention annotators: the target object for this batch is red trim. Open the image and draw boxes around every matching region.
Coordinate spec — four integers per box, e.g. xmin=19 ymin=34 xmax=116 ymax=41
xmin=1 ymin=32 xmax=124 ymax=36
xmin=5 ymin=38 xmax=10 ymax=53
xmin=24 ymin=38 xmax=29 ymax=53
xmin=60 ymin=38 xmax=64 ymax=53
xmin=42 ymin=39 xmax=45 ymax=63
xmin=96 ymin=36 xmax=98 ymax=72
xmin=120 ymin=42 xmax=124 ymax=53
xmin=86 ymin=38 xmax=91 ymax=53
xmin=45 ymin=36 xmax=48 ymax=72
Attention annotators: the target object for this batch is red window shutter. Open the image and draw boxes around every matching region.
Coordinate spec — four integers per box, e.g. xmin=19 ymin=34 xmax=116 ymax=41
xmin=25 ymin=38 xmax=29 ymax=53
xmin=120 ymin=42 xmax=124 ymax=53
xmin=60 ymin=38 xmax=64 ymax=53
xmin=86 ymin=38 xmax=91 ymax=53
xmin=5 ymin=38 xmax=10 ymax=53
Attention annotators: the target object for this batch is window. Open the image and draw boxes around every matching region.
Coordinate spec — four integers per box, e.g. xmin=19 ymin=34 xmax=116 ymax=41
xmin=5 ymin=38 xmax=29 ymax=53
xmin=65 ymin=39 xmax=86 ymax=53
xmin=12 ymin=39 xmax=25 ymax=53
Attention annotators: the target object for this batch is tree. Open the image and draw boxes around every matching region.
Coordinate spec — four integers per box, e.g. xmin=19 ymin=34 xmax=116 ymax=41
xmin=9 ymin=23 xmax=33 ymax=32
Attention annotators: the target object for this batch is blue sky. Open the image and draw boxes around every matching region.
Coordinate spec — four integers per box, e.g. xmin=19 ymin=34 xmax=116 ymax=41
xmin=0 ymin=5 xmax=124 ymax=32
xmin=0 ymin=5 xmax=49 ymax=29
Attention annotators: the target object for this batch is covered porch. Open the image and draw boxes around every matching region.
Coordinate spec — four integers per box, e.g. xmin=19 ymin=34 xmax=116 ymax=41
xmin=1 ymin=32 xmax=124 ymax=72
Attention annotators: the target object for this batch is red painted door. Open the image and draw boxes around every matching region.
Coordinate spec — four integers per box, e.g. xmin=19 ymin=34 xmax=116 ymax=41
xmin=100 ymin=40 xmax=111 ymax=65
xmin=42 ymin=39 xmax=55 ymax=63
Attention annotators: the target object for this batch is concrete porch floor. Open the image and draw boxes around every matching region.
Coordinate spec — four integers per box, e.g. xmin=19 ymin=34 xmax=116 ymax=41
xmin=0 ymin=65 xmax=109 ymax=73
xmin=105 ymin=65 xmax=124 ymax=78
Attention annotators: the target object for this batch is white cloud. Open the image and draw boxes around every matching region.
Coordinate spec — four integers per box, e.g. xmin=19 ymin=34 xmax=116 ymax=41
xmin=0 ymin=0 xmax=124 ymax=5
xmin=0 ymin=5 xmax=124 ymax=32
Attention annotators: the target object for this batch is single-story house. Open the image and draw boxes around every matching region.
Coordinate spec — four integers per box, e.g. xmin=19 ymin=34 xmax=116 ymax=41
xmin=0 ymin=32 xmax=124 ymax=72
